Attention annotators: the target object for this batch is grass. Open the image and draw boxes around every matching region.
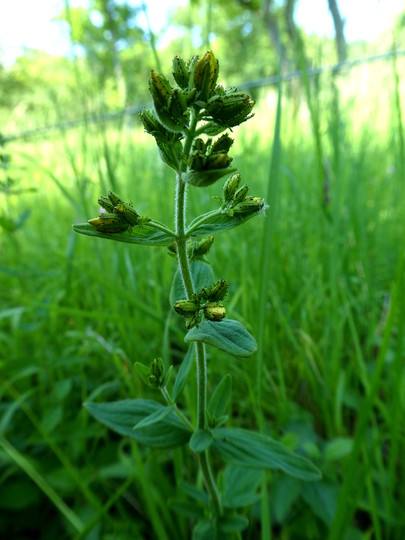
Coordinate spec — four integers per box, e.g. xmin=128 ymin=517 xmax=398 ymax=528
xmin=1 ymin=55 xmax=405 ymax=539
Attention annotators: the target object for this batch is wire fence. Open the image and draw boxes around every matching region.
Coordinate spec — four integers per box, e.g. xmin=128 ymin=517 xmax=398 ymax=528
xmin=3 ymin=48 xmax=405 ymax=144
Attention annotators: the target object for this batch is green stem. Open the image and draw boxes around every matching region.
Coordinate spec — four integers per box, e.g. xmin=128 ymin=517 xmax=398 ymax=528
xmin=195 ymin=342 xmax=206 ymax=429
xmin=147 ymin=220 xmax=176 ymax=237
xmin=174 ymin=109 xmax=222 ymax=517
xmin=185 ymin=208 xmax=222 ymax=236
xmin=160 ymin=387 xmax=195 ymax=431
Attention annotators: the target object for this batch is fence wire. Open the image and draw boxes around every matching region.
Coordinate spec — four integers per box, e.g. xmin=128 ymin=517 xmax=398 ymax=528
xmin=3 ymin=49 xmax=405 ymax=144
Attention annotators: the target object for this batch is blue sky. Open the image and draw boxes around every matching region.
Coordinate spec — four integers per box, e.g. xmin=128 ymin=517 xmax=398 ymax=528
xmin=0 ymin=0 xmax=403 ymax=66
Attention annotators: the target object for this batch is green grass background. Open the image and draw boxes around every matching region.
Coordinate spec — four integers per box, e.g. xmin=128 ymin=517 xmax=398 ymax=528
xmin=1 ymin=56 xmax=405 ymax=539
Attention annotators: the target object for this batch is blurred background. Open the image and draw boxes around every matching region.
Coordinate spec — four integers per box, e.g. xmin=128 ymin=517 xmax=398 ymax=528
xmin=1 ymin=1 xmax=405 ymax=539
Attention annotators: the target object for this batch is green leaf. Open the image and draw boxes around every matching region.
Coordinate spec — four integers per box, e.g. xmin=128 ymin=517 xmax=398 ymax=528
xmin=134 ymin=362 xmax=150 ymax=386
xmin=189 ymin=429 xmax=213 ymax=452
xmin=73 ymin=223 xmax=174 ymax=246
xmin=172 ymin=346 xmax=195 ymax=402
xmin=169 ymin=498 xmax=205 ymax=519
xmin=212 ymin=428 xmax=322 ymax=481
xmin=133 ymin=405 xmax=175 ymax=430
xmin=170 ymin=261 xmax=214 ymax=305
xmin=185 ymin=320 xmax=257 ymax=358
xmin=323 ymin=438 xmax=353 ymax=462
xmin=222 ymin=466 xmax=262 ymax=509
xmin=84 ymin=399 xmax=191 ymax=449
xmin=179 ymin=482 xmax=209 ymax=504
xmin=187 ymin=207 xmax=266 ymax=237
xmin=301 ymin=481 xmax=339 ymax=526
xmin=218 ymin=515 xmax=249 ymax=533
xmin=208 ymin=374 xmax=232 ymax=419
xmin=271 ymin=476 xmax=302 ymax=523
xmin=192 ymin=520 xmax=218 ymax=540
xmin=184 ymin=167 xmax=237 ymax=187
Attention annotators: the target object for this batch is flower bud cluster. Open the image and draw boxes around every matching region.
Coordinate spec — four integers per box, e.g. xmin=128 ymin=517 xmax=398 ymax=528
xmin=148 ymin=358 xmax=165 ymax=388
xmin=142 ymin=50 xmax=255 ymax=146
xmin=203 ymin=86 xmax=255 ymax=128
xmin=135 ymin=357 xmax=172 ymax=390
xmin=149 ymin=70 xmax=195 ymax=133
xmin=88 ymin=191 xmax=150 ymax=233
xmin=167 ymin=236 xmax=214 ymax=261
xmin=174 ymin=279 xmax=228 ymax=329
xmin=220 ymin=174 xmax=265 ymax=217
xmin=188 ymin=134 xmax=234 ymax=173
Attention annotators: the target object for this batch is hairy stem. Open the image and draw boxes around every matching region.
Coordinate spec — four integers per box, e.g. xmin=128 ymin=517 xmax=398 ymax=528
xmin=160 ymin=387 xmax=195 ymax=431
xmin=174 ymin=108 xmax=222 ymax=517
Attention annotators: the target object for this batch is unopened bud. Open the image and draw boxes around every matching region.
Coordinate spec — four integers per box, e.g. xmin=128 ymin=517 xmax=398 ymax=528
xmin=201 ymin=279 xmax=228 ymax=302
xmin=232 ymin=184 xmax=249 ymax=205
xmin=98 ymin=195 xmax=115 ymax=212
xmin=185 ymin=312 xmax=201 ymax=330
xmin=204 ymin=304 xmax=226 ymax=322
xmin=205 ymin=153 xmax=232 ymax=170
xmin=206 ymin=90 xmax=255 ymax=128
xmin=192 ymin=236 xmax=214 ymax=258
xmin=172 ymin=55 xmax=189 ymax=89
xmin=223 ymin=173 xmax=241 ymax=203
xmin=149 ymin=70 xmax=172 ymax=109
xmin=108 ymin=191 xmax=124 ymax=207
xmin=212 ymin=133 xmax=233 ymax=153
xmin=113 ymin=203 xmax=140 ymax=226
xmin=232 ymin=196 xmax=265 ymax=215
xmin=168 ymin=88 xmax=188 ymax=118
xmin=151 ymin=358 xmax=164 ymax=379
xmin=194 ymin=51 xmax=219 ymax=102
xmin=174 ymin=299 xmax=200 ymax=316
xmin=88 ymin=213 xmax=130 ymax=233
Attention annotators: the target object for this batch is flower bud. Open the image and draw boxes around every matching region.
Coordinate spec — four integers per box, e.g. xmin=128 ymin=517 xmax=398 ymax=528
xmin=204 ymin=304 xmax=226 ymax=322
xmin=206 ymin=90 xmax=255 ymax=128
xmin=201 ymin=279 xmax=228 ymax=302
xmin=108 ymin=191 xmax=124 ymax=207
xmin=174 ymin=299 xmax=200 ymax=316
xmin=205 ymin=153 xmax=232 ymax=170
xmin=223 ymin=173 xmax=241 ymax=203
xmin=232 ymin=184 xmax=249 ymax=205
xmin=172 ymin=55 xmax=189 ymax=89
xmin=185 ymin=312 xmax=201 ymax=330
xmin=168 ymin=88 xmax=188 ymax=119
xmin=151 ymin=358 xmax=164 ymax=379
xmin=194 ymin=51 xmax=219 ymax=102
xmin=212 ymin=134 xmax=233 ymax=154
xmin=149 ymin=71 xmax=187 ymax=132
xmin=88 ymin=213 xmax=130 ymax=233
xmin=149 ymin=70 xmax=172 ymax=109
xmin=98 ymin=195 xmax=115 ymax=212
xmin=232 ymin=196 xmax=265 ymax=215
xmin=113 ymin=203 xmax=140 ymax=226
xmin=192 ymin=236 xmax=214 ymax=258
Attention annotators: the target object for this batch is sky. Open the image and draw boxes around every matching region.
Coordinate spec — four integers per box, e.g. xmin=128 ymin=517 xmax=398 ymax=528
xmin=0 ymin=0 xmax=403 ymax=66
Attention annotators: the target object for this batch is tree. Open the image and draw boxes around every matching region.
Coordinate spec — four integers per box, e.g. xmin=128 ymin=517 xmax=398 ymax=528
xmin=61 ymin=0 xmax=146 ymax=103
xmin=327 ymin=0 xmax=347 ymax=61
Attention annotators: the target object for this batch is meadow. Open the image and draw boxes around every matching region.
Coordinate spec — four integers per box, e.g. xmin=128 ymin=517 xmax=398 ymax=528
xmin=1 ymin=53 xmax=405 ymax=539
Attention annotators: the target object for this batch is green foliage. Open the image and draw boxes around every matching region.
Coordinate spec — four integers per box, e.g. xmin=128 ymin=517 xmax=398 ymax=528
xmin=84 ymin=399 xmax=191 ymax=448
xmin=71 ymin=50 xmax=320 ymax=536
xmin=212 ymin=428 xmax=321 ymax=480
xmin=185 ymin=319 xmax=257 ymax=357
xmin=1 ymin=24 xmax=405 ymax=539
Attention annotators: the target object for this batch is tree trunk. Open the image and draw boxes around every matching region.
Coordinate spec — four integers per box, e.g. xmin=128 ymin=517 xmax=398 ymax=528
xmin=327 ymin=0 xmax=347 ymax=62
xmin=262 ymin=0 xmax=286 ymax=68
